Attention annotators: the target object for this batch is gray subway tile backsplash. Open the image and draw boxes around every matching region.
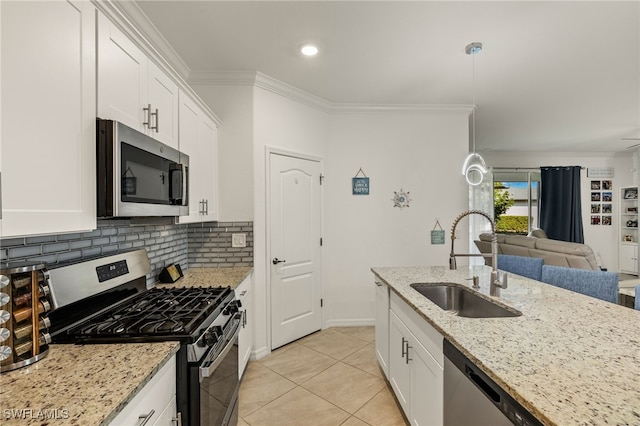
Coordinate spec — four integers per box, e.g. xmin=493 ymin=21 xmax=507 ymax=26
xmin=1 ymin=220 xmax=253 ymax=287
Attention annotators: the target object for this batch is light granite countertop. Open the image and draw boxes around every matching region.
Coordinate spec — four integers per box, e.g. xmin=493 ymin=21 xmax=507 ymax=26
xmin=0 ymin=267 xmax=251 ymax=426
xmin=371 ymin=265 xmax=640 ymax=426
xmin=0 ymin=342 xmax=179 ymax=426
xmin=157 ymin=266 xmax=253 ymax=290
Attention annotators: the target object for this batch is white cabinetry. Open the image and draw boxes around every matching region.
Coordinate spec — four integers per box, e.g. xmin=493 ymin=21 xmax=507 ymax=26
xmin=388 ymin=292 xmax=443 ymax=426
xmin=619 ymin=243 xmax=638 ymax=274
xmin=177 ymin=91 xmax=218 ymax=223
xmin=97 ymin=12 xmax=179 ymax=149
xmin=619 ymin=186 xmax=639 ymax=275
xmin=1 ymin=0 xmax=96 ymax=238
xmin=237 ymin=271 xmax=254 ymax=378
xmin=374 ymin=280 xmax=390 ymax=379
xmin=109 ymin=355 xmax=178 ymax=426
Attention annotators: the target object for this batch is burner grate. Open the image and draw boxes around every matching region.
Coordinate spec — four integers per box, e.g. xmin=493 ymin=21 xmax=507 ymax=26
xmin=66 ymin=286 xmax=232 ymax=339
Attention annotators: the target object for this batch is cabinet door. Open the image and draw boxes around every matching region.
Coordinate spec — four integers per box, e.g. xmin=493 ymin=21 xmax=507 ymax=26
xmin=108 ymin=356 xmax=176 ymax=426
xmin=177 ymin=93 xmax=202 ymax=223
xmin=619 ymin=243 xmax=638 ymax=274
xmin=237 ymin=274 xmax=254 ymax=378
xmin=199 ymin=115 xmax=218 ymax=221
xmin=375 ymin=281 xmax=390 ymax=379
xmin=97 ymin=11 xmax=148 ymax=132
xmin=147 ymin=61 xmax=179 ymax=149
xmin=389 ymin=310 xmax=411 ymax=417
xmin=409 ymin=338 xmax=444 ymax=426
xmin=1 ymin=0 xmax=96 ymax=237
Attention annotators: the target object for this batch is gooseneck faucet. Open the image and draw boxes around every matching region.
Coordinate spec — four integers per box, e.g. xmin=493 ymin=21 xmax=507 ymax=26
xmin=449 ymin=210 xmax=508 ymax=296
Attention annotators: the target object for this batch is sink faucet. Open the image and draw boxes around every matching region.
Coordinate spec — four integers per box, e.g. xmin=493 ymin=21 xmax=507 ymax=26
xmin=449 ymin=210 xmax=508 ymax=296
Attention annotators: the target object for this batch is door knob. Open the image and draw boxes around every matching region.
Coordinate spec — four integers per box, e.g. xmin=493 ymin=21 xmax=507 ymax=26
xmin=272 ymin=258 xmax=286 ymax=265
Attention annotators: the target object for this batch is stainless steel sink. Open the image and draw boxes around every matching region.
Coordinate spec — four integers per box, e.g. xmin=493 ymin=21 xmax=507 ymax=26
xmin=410 ymin=283 xmax=522 ymax=318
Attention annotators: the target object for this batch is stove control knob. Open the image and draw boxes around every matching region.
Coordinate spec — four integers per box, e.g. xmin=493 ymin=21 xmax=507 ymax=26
xmin=212 ymin=325 xmax=223 ymax=338
xmin=202 ymin=330 xmax=219 ymax=347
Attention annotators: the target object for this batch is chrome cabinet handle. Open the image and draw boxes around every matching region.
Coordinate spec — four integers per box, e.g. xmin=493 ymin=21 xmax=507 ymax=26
xmin=204 ymin=199 xmax=208 ymax=215
xmin=137 ymin=409 xmax=155 ymax=426
xmin=405 ymin=341 xmax=412 ymax=364
xmin=401 ymin=337 xmax=407 ymax=359
xmin=151 ymin=108 xmax=159 ymax=132
xmin=143 ymin=104 xmax=152 ymax=129
xmin=272 ymin=258 xmax=286 ymax=265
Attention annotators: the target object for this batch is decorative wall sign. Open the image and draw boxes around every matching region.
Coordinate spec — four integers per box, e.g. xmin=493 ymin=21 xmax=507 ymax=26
xmin=430 ymin=220 xmax=445 ymax=245
xmin=587 ymin=167 xmax=614 ymax=178
xmin=392 ymin=189 xmax=411 ymax=209
xmin=352 ymin=168 xmax=370 ymax=195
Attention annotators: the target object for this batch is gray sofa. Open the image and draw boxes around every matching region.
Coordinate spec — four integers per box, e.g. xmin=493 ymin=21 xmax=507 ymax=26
xmin=474 ymin=233 xmax=600 ymax=270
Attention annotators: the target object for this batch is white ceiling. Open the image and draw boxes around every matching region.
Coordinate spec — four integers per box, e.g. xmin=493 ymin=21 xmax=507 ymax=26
xmin=132 ymin=1 xmax=640 ymax=152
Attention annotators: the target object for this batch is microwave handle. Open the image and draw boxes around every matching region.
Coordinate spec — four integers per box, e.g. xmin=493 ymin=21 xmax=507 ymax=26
xmin=169 ymin=164 xmax=188 ymax=206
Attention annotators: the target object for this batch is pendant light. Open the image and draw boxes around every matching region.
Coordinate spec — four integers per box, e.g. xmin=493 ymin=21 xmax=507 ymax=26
xmin=462 ymin=42 xmax=487 ymax=186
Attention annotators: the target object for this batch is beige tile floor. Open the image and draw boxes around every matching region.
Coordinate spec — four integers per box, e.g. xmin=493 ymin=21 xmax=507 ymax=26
xmin=238 ymin=327 xmax=408 ymax=426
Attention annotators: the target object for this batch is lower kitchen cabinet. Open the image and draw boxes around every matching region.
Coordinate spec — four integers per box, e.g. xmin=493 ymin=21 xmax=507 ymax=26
xmin=237 ymin=272 xmax=254 ymax=378
xmin=388 ymin=292 xmax=443 ymax=426
xmin=375 ymin=280 xmax=390 ymax=379
xmin=109 ymin=355 xmax=178 ymax=426
xmin=619 ymin=242 xmax=638 ymax=275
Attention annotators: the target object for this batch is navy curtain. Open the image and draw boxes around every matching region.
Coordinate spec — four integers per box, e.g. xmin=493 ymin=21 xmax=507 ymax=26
xmin=539 ymin=166 xmax=584 ymax=243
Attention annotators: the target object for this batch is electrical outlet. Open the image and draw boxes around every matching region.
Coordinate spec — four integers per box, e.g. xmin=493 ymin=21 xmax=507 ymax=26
xmin=232 ymin=233 xmax=246 ymax=248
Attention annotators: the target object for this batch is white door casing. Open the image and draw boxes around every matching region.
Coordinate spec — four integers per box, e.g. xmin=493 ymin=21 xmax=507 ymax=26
xmin=269 ymin=152 xmax=322 ymax=349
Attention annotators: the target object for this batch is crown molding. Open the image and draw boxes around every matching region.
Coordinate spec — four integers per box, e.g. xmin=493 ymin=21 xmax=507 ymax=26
xmin=104 ymin=0 xmax=191 ymax=80
xmin=188 ymin=70 xmax=473 ymax=115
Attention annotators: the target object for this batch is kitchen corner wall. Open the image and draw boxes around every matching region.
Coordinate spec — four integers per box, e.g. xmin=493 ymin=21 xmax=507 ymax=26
xmin=0 ymin=220 xmax=253 ymax=287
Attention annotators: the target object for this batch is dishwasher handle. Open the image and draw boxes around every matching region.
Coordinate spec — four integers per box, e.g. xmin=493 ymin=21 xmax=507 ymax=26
xmin=465 ymin=364 xmax=501 ymax=404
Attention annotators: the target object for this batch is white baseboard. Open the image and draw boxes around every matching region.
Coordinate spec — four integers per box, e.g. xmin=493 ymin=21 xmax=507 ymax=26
xmin=251 ymin=345 xmax=270 ymax=361
xmin=324 ymin=318 xmax=375 ymax=328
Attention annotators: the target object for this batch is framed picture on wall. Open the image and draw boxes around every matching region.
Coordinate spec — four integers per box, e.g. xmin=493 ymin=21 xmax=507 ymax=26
xmin=602 ymin=192 xmax=612 ymax=202
xmin=591 ymin=192 xmax=601 ymax=202
xmin=591 ymin=180 xmax=601 ymax=190
xmin=602 ymin=180 xmax=612 ymax=190
xmin=591 ymin=215 xmax=601 ymax=225
xmin=624 ymin=188 xmax=638 ymax=199
xmin=602 ymin=216 xmax=612 ymax=225
xmin=591 ymin=204 xmax=601 ymax=213
xmin=602 ymin=203 xmax=612 ymax=214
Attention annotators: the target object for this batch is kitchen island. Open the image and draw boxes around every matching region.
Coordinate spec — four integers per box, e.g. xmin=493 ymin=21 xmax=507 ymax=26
xmin=372 ymin=265 xmax=640 ymax=425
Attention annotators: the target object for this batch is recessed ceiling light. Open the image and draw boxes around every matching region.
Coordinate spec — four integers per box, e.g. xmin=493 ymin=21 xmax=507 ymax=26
xmin=299 ymin=43 xmax=319 ymax=56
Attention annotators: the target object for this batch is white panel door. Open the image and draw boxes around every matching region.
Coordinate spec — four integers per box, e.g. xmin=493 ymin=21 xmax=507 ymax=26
xmin=269 ymin=153 xmax=322 ymax=349
xmin=1 ymin=0 xmax=96 ymax=237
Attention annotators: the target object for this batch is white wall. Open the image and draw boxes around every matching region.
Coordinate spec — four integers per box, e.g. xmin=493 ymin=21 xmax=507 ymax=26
xmin=325 ymin=110 xmax=469 ymax=325
xmin=252 ymin=87 xmax=330 ymax=356
xmin=484 ymin=151 xmax=634 ymax=271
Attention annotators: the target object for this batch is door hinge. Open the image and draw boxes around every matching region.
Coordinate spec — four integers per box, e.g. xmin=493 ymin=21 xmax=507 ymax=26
xmin=320 ymin=174 xmax=324 ymax=185
xmin=320 ymin=237 xmax=323 ymax=246
xmin=321 ymin=298 xmax=323 ymax=307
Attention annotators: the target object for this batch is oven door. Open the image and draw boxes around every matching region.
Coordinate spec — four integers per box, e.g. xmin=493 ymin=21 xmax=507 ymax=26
xmin=188 ymin=314 xmax=241 ymax=426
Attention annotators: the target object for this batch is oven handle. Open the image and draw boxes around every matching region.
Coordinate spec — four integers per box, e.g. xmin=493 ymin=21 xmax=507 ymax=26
xmin=199 ymin=315 xmax=241 ymax=383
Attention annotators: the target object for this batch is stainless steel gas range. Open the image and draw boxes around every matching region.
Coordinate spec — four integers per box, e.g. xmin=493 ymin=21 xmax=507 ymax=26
xmin=47 ymin=249 xmax=241 ymax=426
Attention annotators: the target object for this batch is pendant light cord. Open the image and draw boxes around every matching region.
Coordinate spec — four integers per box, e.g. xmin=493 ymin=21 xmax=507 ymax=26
xmin=472 ymin=49 xmax=477 ymax=154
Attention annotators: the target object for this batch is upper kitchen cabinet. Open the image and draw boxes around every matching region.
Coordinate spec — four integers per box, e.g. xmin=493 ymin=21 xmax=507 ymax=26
xmin=177 ymin=91 xmax=219 ymax=223
xmin=97 ymin=12 xmax=179 ymax=149
xmin=1 ymin=0 xmax=97 ymax=238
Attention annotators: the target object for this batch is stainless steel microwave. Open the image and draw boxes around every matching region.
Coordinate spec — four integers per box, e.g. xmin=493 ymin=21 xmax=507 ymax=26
xmin=97 ymin=119 xmax=189 ymax=217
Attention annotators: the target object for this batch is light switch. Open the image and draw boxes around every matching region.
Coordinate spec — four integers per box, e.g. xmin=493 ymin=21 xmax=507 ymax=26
xmin=232 ymin=233 xmax=247 ymax=248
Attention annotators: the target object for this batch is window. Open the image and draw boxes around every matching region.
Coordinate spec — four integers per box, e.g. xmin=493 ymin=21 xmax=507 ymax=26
xmin=493 ymin=170 xmax=541 ymax=234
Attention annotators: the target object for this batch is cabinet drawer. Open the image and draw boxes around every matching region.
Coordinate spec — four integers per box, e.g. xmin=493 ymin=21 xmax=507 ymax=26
xmin=390 ymin=291 xmax=443 ymax=367
xmin=109 ymin=356 xmax=176 ymax=426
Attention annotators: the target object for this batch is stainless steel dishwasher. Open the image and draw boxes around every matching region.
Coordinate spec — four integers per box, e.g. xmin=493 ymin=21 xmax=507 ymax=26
xmin=444 ymin=340 xmax=543 ymax=426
